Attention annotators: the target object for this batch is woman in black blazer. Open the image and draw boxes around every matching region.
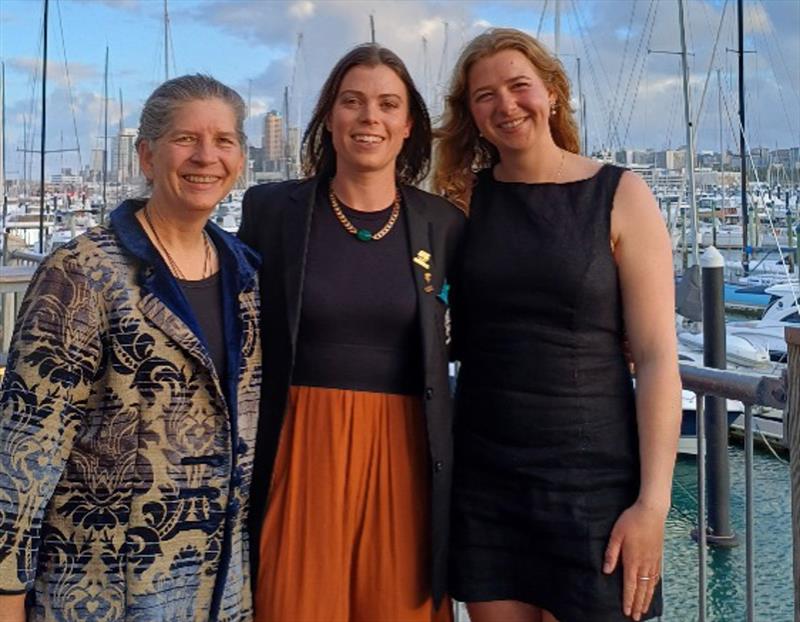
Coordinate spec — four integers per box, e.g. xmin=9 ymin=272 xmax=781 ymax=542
xmin=238 ymin=43 xmax=464 ymax=622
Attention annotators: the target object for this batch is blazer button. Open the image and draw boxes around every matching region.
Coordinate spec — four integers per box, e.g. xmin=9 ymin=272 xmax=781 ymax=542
xmin=425 ymin=387 xmax=434 ymax=400
xmin=433 ymin=460 xmax=444 ymax=473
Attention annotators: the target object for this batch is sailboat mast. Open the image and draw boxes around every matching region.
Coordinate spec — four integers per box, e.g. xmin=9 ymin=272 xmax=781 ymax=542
xmin=39 ymin=0 xmax=49 ymax=253
xmin=554 ymin=0 xmax=560 ymax=58
xmin=164 ymin=0 xmax=170 ymax=81
xmin=2 ymin=61 xmax=7 ymax=246
xmin=1 ymin=62 xmax=5 ymax=206
xmin=101 ymin=46 xmax=108 ymax=223
xmin=118 ymin=88 xmax=124 ymax=194
xmin=717 ymin=68 xmax=723 ymax=248
xmin=678 ymin=0 xmax=699 ymax=266
xmin=737 ymin=0 xmax=749 ymax=275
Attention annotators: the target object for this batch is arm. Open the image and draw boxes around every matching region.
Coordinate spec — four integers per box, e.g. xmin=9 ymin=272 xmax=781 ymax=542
xmin=602 ymin=171 xmax=682 ymax=621
xmin=0 ymin=254 xmax=101 ymax=595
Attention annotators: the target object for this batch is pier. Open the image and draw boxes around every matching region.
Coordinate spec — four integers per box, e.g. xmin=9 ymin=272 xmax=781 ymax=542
xmin=679 ymin=326 xmax=798 ymax=621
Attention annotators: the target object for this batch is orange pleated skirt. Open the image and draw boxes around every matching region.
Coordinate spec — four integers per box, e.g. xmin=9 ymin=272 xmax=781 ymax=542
xmin=254 ymin=385 xmax=452 ymax=622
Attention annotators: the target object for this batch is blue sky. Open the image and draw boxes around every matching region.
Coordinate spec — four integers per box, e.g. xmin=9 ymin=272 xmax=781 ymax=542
xmin=1 ymin=0 xmax=798 ymax=179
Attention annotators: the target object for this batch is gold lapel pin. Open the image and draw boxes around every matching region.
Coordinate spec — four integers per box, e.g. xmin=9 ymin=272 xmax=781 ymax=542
xmin=424 ymin=272 xmax=432 ymax=283
xmin=424 ymin=285 xmax=435 ymax=293
xmin=413 ymin=250 xmax=431 ymax=270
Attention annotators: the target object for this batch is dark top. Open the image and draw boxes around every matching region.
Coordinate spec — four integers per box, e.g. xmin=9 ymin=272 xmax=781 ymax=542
xmin=450 ymin=164 xmax=660 ymax=622
xmin=178 ymin=271 xmax=227 ymax=385
xmin=292 ymin=186 xmax=422 ymax=395
xmin=238 ymin=177 xmax=466 ymax=607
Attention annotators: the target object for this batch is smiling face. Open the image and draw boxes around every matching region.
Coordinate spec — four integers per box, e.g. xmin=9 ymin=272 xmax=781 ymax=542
xmin=326 ymin=63 xmax=412 ymax=179
xmin=138 ymin=97 xmax=244 ymax=216
xmin=467 ymin=48 xmax=556 ymax=159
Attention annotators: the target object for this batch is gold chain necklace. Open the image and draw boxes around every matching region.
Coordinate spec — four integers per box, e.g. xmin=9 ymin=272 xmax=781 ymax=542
xmin=143 ymin=206 xmax=213 ymax=280
xmin=328 ymin=185 xmax=401 ymax=242
xmin=553 ymin=148 xmax=566 ymax=183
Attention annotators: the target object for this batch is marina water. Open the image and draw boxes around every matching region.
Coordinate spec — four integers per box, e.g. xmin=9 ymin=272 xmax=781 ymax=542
xmin=665 ymin=446 xmax=793 ymax=621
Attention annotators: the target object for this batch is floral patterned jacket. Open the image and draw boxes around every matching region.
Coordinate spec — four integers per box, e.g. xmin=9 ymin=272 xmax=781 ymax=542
xmin=0 ymin=200 xmax=261 ymax=621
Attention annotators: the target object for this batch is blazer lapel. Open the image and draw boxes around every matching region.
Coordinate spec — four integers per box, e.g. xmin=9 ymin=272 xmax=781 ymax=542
xmin=401 ymin=186 xmax=436 ymax=372
xmin=283 ymin=178 xmax=318 ymax=356
xmin=137 ymin=291 xmax=219 ymax=385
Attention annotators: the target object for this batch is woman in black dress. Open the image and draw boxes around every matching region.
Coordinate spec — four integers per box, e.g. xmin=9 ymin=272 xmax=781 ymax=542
xmin=434 ymin=29 xmax=681 ymax=622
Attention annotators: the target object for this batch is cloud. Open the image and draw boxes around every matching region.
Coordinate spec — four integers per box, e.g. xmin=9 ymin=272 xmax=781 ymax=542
xmin=73 ymin=0 xmax=141 ymax=11
xmin=7 ymin=57 xmax=100 ymax=88
xmin=288 ymin=1 xmax=315 ymax=20
xmin=743 ymin=3 xmax=773 ymax=35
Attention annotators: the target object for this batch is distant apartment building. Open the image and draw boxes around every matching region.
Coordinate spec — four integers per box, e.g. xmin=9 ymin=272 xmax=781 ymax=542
xmin=263 ymin=110 xmax=284 ymax=172
xmin=654 ymin=149 xmax=685 ymax=171
xmin=111 ymin=128 xmax=139 ymax=183
xmin=91 ymin=147 xmax=106 ymax=178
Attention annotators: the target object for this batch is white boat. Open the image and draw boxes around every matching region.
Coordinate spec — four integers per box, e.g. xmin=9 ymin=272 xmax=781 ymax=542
xmin=677 ymin=329 xmax=771 ymax=368
xmin=728 ymin=282 xmax=800 ymax=362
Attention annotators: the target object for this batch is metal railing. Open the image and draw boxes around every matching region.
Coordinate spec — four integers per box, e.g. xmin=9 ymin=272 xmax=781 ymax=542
xmin=679 ymin=327 xmax=798 ymax=622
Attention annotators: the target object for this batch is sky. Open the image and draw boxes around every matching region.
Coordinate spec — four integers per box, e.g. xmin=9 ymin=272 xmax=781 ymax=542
xmin=1 ymin=0 xmax=798 ymax=180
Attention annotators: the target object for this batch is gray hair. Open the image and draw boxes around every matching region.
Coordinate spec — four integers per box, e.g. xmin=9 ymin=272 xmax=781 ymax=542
xmin=135 ymin=74 xmax=247 ymax=150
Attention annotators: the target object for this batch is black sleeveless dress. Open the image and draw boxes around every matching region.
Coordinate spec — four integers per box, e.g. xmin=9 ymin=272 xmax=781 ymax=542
xmin=450 ymin=164 xmax=662 ymax=621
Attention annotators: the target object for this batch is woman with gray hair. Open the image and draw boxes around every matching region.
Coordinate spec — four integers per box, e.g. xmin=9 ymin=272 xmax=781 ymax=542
xmin=0 ymin=74 xmax=261 ymax=621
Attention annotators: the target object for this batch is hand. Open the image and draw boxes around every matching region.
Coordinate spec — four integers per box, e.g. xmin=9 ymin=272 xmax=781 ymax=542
xmin=603 ymin=500 xmax=667 ymax=621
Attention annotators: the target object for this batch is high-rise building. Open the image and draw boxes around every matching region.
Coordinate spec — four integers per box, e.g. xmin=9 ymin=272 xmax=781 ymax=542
xmin=111 ymin=128 xmax=139 ymax=183
xmin=263 ymin=110 xmax=284 ymax=171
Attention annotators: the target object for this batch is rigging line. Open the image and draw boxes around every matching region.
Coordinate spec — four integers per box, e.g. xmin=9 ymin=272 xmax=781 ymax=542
xmin=618 ymin=0 xmax=657 ymax=147
xmin=168 ymin=19 xmax=178 ymax=78
xmin=620 ymin=0 xmax=659 ymax=148
xmin=664 ymin=72 xmax=680 ymax=149
xmin=571 ymin=0 xmax=615 ymax=124
xmin=757 ymin=0 xmax=800 ymax=104
xmin=751 ymin=18 xmax=798 ymax=138
xmin=690 ymin=0 xmax=729 ymax=147
xmin=55 ymin=0 xmax=83 ymax=171
xmin=568 ymin=2 xmax=613 ymax=151
xmin=608 ymin=0 xmax=637 ymax=147
xmin=570 ymin=0 xmax=619 ymax=148
xmin=721 ymin=84 xmax=799 ymax=304
xmin=535 ymin=0 xmax=549 ymax=39
xmin=26 ymin=14 xmax=45 ymax=186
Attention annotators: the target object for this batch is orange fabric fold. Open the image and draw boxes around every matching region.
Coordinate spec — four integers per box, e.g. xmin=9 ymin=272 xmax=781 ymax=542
xmin=254 ymin=385 xmax=452 ymax=622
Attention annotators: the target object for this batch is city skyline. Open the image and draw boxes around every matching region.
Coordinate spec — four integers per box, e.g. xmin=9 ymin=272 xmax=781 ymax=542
xmin=1 ymin=0 xmax=798 ymax=180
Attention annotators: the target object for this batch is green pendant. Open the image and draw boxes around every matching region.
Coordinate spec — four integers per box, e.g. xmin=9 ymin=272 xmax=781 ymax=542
xmin=355 ymin=228 xmax=373 ymax=242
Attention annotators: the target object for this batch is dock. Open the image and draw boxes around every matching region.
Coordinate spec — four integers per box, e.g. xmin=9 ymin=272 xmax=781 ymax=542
xmin=0 ymin=265 xmax=38 ymax=359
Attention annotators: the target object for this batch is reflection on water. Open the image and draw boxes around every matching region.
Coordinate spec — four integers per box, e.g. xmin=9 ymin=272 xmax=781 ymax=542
xmin=664 ymin=446 xmax=792 ymax=621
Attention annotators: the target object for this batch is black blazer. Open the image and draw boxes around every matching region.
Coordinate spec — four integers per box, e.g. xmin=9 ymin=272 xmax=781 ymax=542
xmin=238 ymin=176 xmax=465 ymax=607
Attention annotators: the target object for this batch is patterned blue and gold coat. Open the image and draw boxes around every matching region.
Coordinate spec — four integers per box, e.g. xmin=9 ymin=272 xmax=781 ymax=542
xmin=0 ymin=200 xmax=261 ymax=621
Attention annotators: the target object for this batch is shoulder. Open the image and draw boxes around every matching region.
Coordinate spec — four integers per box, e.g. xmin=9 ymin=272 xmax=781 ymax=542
xmin=243 ymin=178 xmax=311 ymax=206
xmin=608 ymin=167 xmax=666 ymax=241
xmin=41 ymin=226 xmax=128 ymax=278
xmin=612 ymin=167 xmax=658 ymax=215
xmin=402 ymin=185 xmax=466 ymax=228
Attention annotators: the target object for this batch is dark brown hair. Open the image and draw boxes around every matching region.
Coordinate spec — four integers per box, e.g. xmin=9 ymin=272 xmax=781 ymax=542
xmin=302 ymin=43 xmax=431 ymax=185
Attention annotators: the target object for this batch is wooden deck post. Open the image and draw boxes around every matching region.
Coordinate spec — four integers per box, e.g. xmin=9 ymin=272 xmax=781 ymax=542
xmin=786 ymin=326 xmax=800 ymax=621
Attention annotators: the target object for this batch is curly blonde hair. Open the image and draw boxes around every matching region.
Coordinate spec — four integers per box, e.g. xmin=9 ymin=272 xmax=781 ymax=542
xmin=433 ymin=28 xmax=580 ymax=210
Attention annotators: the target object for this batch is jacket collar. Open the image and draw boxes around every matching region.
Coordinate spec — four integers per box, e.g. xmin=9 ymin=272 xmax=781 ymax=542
xmin=281 ymin=178 xmax=436 ymax=371
xmin=110 ymin=198 xmax=261 ymax=285
xmin=109 ymin=199 xmax=260 ymax=407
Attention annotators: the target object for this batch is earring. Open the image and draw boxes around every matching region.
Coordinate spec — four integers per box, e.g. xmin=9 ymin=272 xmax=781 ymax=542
xmin=550 ymin=106 xmax=557 ymax=116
